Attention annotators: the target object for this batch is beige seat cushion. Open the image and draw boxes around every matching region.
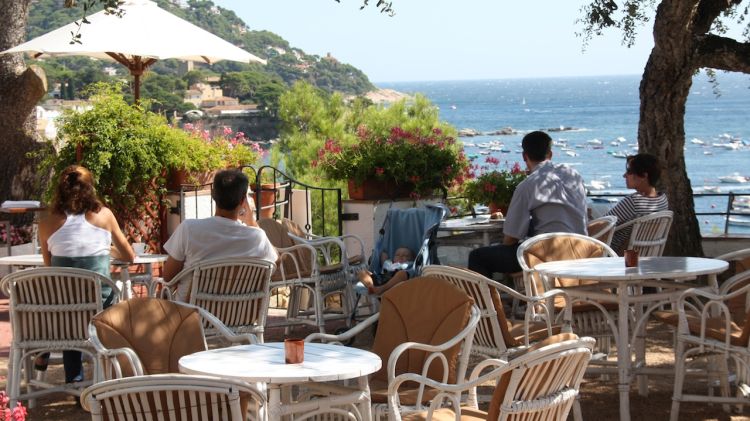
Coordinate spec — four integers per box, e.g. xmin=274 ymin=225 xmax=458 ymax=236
xmin=371 ymin=276 xmax=474 ymax=385
xmin=653 ymin=310 xmax=750 ymax=347
xmin=91 ymin=298 xmax=206 ymax=377
xmin=523 ymin=236 xmax=608 ymax=291
xmin=402 ymin=406 xmax=487 ymax=421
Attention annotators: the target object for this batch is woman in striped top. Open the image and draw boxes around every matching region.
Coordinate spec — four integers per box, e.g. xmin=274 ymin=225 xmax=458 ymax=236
xmin=605 ymin=153 xmax=669 ymax=254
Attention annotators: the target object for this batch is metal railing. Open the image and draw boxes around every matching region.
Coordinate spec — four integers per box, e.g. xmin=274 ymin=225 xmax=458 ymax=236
xmin=174 ymin=166 xmax=344 ymax=237
xmin=587 ymin=191 xmax=750 ymax=235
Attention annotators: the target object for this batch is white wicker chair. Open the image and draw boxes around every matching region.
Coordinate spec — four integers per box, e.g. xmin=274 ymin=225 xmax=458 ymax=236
xmin=669 ymin=269 xmax=750 ymax=421
xmin=0 ymin=267 xmax=120 ymax=408
xmin=421 ymin=265 xmax=572 ymax=359
xmin=305 ymin=276 xmax=480 ymax=421
xmin=387 ymin=336 xmax=595 ymax=421
xmin=152 ymin=257 xmax=275 ymax=341
xmin=89 ymin=297 xmax=257 ymax=382
xmin=517 ymin=233 xmax=618 ymax=350
xmin=612 ymin=210 xmax=673 ymax=256
xmin=259 ymin=218 xmax=351 ymax=334
xmin=80 ymin=374 xmax=265 ymax=421
xmin=587 ymin=215 xmax=618 ymax=246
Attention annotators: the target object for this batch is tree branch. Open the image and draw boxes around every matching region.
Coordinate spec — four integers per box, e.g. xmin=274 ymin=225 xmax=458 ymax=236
xmin=694 ymin=0 xmax=740 ymax=33
xmin=695 ymin=33 xmax=750 ymax=72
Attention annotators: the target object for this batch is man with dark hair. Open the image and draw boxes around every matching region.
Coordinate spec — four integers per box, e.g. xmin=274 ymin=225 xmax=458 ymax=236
xmin=163 ymin=169 xmax=277 ymax=300
xmin=468 ymin=130 xmax=587 ymax=278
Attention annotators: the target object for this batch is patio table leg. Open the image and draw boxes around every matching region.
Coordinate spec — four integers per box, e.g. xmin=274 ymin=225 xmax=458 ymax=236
xmin=634 ymin=285 xmax=649 ymax=397
xmin=617 ymin=284 xmax=631 ymax=421
xmin=358 ymin=376 xmax=373 ymax=421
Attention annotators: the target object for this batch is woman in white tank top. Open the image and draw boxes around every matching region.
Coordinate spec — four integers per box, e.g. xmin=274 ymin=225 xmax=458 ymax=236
xmin=37 ymin=165 xmax=135 ymax=383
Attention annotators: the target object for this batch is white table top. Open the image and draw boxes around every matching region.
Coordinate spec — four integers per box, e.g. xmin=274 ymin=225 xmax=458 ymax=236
xmin=0 ymin=253 xmax=168 ymax=267
xmin=179 ymin=342 xmax=382 ymax=385
xmin=534 ymin=256 xmax=728 ymax=281
xmin=439 ymin=215 xmax=503 ymax=230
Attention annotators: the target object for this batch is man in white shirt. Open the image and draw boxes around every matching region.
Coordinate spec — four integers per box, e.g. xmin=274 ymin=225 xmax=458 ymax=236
xmin=163 ymin=170 xmax=278 ymax=300
xmin=468 ymin=131 xmax=587 ymax=279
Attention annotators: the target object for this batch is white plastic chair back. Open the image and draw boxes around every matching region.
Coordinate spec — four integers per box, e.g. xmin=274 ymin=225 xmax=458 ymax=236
xmin=587 ymin=215 xmax=617 ymax=246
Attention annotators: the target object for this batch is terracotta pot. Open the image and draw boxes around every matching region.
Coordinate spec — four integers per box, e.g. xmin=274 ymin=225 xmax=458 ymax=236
xmin=167 ymin=169 xmax=216 ymax=190
xmin=255 ymin=183 xmax=277 ymax=219
xmin=347 ymin=179 xmax=414 ymax=200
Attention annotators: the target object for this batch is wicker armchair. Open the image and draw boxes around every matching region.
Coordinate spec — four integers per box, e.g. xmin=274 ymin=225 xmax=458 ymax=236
xmin=259 ymin=218 xmax=353 ymax=334
xmin=612 ymin=210 xmax=673 ymax=256
xmin=388 ymin=336 xmax=595 ymax=421
xmin=89 ymin=297 xmax=256 ymax=382
xmin=668 ymin=268 xmax=750 ymax=421
xmin=421 ymin=265 xmax=572 ymax=359
xmin=0 ymin=267 xmax=120 ymax=408
xmin=81 ymin=374 xmax=265 ymax=421
xmin=587 ymin=215 xmax=618 ymax=246
xmin=152 ymin=257 xmax=275 ymax=341
xmin=306 ymin=276 xmax=480 ymax=420
xmin=517 ymin=233 xmax=618 ymax=351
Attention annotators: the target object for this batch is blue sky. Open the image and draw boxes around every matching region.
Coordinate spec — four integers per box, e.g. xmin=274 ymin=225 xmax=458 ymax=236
xmin=213 ymin=0 xmax=655 ymax=83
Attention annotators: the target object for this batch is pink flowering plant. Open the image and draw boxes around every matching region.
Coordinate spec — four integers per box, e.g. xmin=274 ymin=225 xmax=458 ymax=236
xmin=463 ymin=158 xmax=527 ymax=206
xmin=314 ymin=125 xmax=470 ymax=197
xmin=181 ymin=123 xmax=262 ymax=170
xmin=0 ymin=391 xmax=26 ymax=421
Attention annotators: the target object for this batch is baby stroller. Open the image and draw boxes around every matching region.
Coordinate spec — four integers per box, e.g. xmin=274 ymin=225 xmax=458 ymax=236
xmin=348 ymin=204 xmax=448 ymax=328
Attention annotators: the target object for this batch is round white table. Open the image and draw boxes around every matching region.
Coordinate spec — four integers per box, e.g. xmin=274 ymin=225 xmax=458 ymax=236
xmin=179 ymin=342 xmax=381 ymax=420
xmin=0 ymin=253 xmax=168 ymax=299
xmin=534 ymin=256 xmax=728 ymax=421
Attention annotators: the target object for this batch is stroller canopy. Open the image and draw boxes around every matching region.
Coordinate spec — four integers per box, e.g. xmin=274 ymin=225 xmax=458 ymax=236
xmin=370 ymin=204 xmax=447 ymax=277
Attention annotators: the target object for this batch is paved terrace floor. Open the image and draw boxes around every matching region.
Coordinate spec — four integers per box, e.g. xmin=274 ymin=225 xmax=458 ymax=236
xmin=0 ymin=295 xmax=748 ymax=420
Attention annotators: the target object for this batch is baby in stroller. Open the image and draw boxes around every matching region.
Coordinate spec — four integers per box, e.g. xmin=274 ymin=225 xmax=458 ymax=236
xmin=357 ymin=246 xmax=414 ymax=295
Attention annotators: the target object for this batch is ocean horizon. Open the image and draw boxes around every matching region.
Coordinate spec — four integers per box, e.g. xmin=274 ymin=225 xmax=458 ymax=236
xmin=378 ymin=73 xmax=750 ymax=234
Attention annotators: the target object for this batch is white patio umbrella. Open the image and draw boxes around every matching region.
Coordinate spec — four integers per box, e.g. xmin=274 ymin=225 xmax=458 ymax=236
xmin=1 ymin=0 xmax=266 ymax=101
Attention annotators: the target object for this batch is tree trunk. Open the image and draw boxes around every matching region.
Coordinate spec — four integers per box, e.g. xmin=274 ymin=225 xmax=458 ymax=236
xmin=638 ymin=0 xmax=704 ymax=256
xmin=0 ymin=0 xmax=48 ymax=204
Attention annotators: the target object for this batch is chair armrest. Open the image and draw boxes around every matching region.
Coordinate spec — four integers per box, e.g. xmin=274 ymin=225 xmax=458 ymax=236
xmin=88 ymin=323 xmax=144 ymax=381
xmin=305 ymin=313 xmax=380 ymax=344
xmin=192 ymin=304 xmax=258 ymax=345
xmin=387 ymin=306 xmax=480 ymax=385
xmin=273 ymin=244 xmax=320 ymax=283
xmin=387 ymin=360 xmax=509 ymax=421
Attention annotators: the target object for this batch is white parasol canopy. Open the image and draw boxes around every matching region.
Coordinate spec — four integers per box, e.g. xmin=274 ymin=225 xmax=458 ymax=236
xmin=1 ymin=0 xmax=266 ymax=101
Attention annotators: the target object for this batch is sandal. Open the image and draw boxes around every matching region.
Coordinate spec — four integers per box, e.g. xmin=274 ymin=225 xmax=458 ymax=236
xmin=34 ymin=354 xmax=49 ymax=372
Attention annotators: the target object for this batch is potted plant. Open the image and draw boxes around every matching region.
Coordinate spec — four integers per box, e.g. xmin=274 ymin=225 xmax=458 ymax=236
xmin=463 ymin=160 xmax=527 ymax=214
xmin=315 ymin=125 xmax=470 ymax=199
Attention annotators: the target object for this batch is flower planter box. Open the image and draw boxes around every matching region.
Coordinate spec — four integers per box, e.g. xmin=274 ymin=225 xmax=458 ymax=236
xmin=166 ymin=169 xmax=216 ymax=191
xmin=347 ymin=179 xmax=415 ymax=200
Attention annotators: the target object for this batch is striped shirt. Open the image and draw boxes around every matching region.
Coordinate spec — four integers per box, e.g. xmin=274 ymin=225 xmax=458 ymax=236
xmin=605 ymin=192 xmax=669 ymax=254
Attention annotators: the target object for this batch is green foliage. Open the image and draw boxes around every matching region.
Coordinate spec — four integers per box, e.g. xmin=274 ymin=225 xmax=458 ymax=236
xmin=41 ymin=83 xmax=257 ymax=209
xmin=316 ymin=126 xmax=469 ymax=198
xmin=462 ymin=162 xmax=526 ymax=207
xmin=276 ymin=82 xmax=466 ymax=198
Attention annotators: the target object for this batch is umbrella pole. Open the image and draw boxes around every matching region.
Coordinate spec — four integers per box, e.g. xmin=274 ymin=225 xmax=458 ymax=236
xmin=134 ymin=73 xmax=141 ymax=104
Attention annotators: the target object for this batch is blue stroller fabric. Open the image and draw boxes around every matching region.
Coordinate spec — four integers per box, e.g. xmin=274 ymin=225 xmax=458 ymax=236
xmin=369 ymin=204 xmax=447 ymax=284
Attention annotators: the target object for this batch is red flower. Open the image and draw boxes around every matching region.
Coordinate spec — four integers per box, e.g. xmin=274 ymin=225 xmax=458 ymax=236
xmin=375 ymin=167 xmax=385 ymax=176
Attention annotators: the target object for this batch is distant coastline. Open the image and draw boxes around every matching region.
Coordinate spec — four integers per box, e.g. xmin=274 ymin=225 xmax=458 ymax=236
xmin=362 ymin=88 xmax=411 ymax=104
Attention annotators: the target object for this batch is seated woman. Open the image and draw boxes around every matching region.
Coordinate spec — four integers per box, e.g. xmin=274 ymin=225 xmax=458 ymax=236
xmin=605 ymin=153 xmax=669 ymax=254
xmin=357 ymin=246 xmax=414 ymax=295
xmin=36 ymin=165 xmax=135 ymax=383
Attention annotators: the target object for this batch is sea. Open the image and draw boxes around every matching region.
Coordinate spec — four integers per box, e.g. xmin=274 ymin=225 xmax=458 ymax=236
xmin=378 ymin=73 xmax=750 ymax=235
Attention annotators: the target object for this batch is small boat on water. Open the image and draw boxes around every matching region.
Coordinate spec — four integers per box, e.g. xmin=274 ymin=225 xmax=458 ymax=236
xmin=703 ymin=186 xmax=722 ymax=193
xmin=719 ymin=173 xmax=748 ymax=183
xmin=585 ymin=180 xmax=611 ymax=191
xmin=691 ymin=138 xmax=705 ymax=145
xmin=611 ymin=151 xmax=628 ymax=159
xmin=590 ymin=197 xmax=618 ymax=204
xmin=566 ymin=151 xmax=578 ymax=157
xmin=587 ymin=139 xmax=602 ymax=145
xmin=728 ymin=216 xmax=750 ymax=227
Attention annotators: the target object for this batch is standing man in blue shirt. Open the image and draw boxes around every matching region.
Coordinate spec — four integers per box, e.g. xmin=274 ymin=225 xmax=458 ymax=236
xmin=468 ymin=130 xmax=587 ymax=278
